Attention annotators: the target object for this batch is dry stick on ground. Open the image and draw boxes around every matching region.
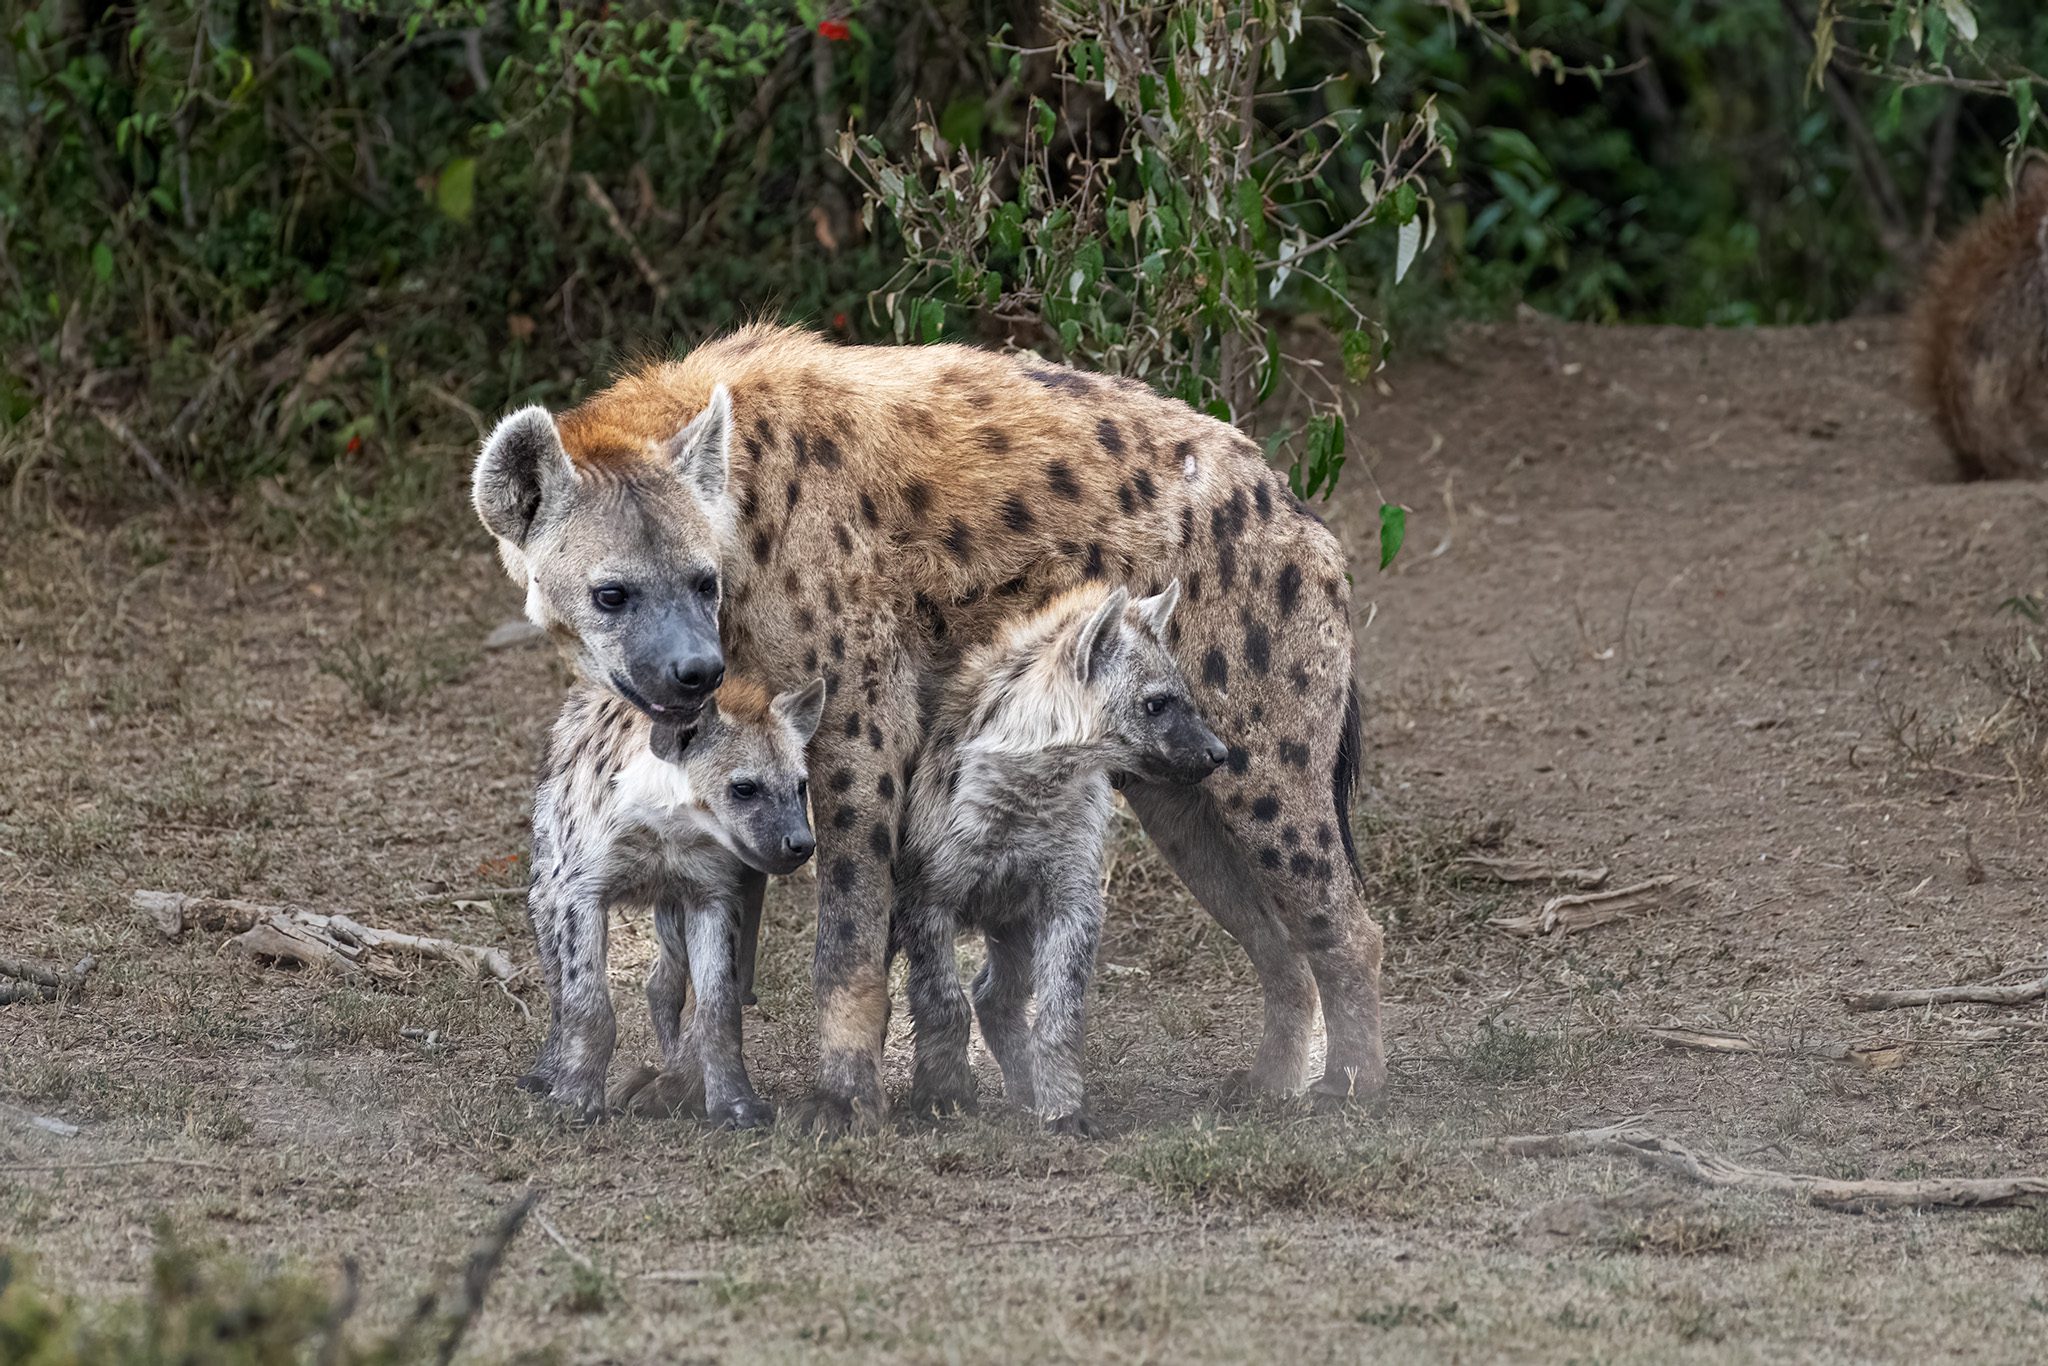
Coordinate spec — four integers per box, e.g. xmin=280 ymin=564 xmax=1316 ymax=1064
xmin=1490 ymin=875 xmax=1684 ymax=937
xmin=1457 ymin=856 xmax=1609 ymax=889
xmin=1843 ymin=973 xmax=2048 ymax=1014
xmin=379 ymin=1188 xmax=539 ymax=1366
xmin=134 ymin=890 xmax=518 ymax=982
xmin=1505 ymin=1122 xmax=2048 ymax=1212
xmin=0 ymin=954 xmax=95 ymax=1004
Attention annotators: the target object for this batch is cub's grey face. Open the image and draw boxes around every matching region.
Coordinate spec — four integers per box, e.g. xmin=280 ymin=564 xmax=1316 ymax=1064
xmin=1077 ymin=581 xmax=1227 ymax=786
xmin=472 ymin=389 xmax=738 ymax=722
xmin=686 ymin=679 xmax=827 ymax=876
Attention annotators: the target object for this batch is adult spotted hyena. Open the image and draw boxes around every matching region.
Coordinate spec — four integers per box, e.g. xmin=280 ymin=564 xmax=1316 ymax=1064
xmin=474 ymin=325 xmax=1383 ymax=1129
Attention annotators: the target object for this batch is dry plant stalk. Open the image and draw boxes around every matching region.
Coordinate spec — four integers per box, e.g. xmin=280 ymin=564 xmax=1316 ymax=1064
xmin=135 ymin=890 xmax=518 ymax=982
xmin=1456 ymin=856 xmax=1609 ymax=888
xmin=1843 ymin=973 xmax=2048 ymax=1014
xmin=0 ymin=953 xmax=96 ymax=1005
xmin=1489 ymin=875 xmax=1684 ymax=937
xmin=1504 ymin=1122 xmax=2048 ymax=1212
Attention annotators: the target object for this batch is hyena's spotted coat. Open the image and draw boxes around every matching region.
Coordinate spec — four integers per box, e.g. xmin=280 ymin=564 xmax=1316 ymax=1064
xmin=476 ymin=324 xmax=1383 ymax=1130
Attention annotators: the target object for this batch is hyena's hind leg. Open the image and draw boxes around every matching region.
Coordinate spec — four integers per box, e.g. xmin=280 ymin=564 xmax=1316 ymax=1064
xmin=894 ymin=901 xmax=977 ymax=1117
xmin=515 ymin=879 xmax=569 ymax=1094
xmin=523 ymin=886 xmax=618 ymax=1121
xmin=1027 ymin=878 xmax=1105 ymax=1136
xmin=1121 ymin=779 xmax=1320 ymax=1097
xmin=971 ymin=925 xmax=1038 ymax=1111
xmin=626 ymin=894 xmax=708 ymax=1119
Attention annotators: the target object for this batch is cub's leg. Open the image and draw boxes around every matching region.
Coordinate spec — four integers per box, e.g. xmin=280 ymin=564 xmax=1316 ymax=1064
xmin=1027 ymin=877 xmax=1104 ymax=1136
xmin=735 ymin=865 xmax=767 ymax=1007
xmin=896 ymin=899 xmax=976 ymax=1116
xmin=1120 ymin=779 xmax=1319 ymax=1096
xmin=971 ymin=924 xmax=1038 ymax=1111
xmin=524 ymin=881 xmax=616 ymax=1121
xmin=629 ymin=892 xmax=707 ymax=1119
xmin=683 ymin=884 xmax=771 ymax=1129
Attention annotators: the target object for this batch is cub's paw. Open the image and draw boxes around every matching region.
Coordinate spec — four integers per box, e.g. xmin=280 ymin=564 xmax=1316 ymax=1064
xmin=1045 ymin=1110 xmax=1104 ymax=1140
xmin=709 ymin=1094 xmax=775 ymax=1131
xmin=791 ymin=1088 xmax=884 ymax=1139
xmin=514 ymin=1069 xmax=554 ymax=1095
xmin=905 ymin=1079 xmax=978 ymax=1122
xmin=614 ymin=1066 xmax=707 ymax=1119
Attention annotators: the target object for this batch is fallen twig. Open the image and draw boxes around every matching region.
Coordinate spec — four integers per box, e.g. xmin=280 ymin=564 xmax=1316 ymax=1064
xmin=1490 ymin=875 xmax=1686 ymax=937
xmin=1458 ymin=856 xmax=1609 ymax=889
xmin=1640 ymin=1025 xmax=1758 ymax=1053
xmin=1504 ymin=1122 xmax=2048 ymax=1212
xmin=0 ymin=1102 xmax=80 ymax=1137
xmin=381 ymin=1189 xmax=538 ymax=1365
xmin=0 ymin=954 xmax=95 ymax=1004
xmin=1843 ymin=973 xmax=2048 ymax=1014
xmin=135 ymin=890 xmax=518 ymax=983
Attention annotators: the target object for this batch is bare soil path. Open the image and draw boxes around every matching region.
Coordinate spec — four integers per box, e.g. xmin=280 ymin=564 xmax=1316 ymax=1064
xmin=3 ymin=318 xmax=2046 ymax=1362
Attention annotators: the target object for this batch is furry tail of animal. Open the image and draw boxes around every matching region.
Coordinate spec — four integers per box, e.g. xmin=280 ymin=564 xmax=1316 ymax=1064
xmin=1333 ymin=682 xmax=1363 ymax=877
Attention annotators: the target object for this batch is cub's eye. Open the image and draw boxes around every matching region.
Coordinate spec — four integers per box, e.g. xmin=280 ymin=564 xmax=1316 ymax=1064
xmin=695 ymin=572 xmax=719 ymax=598
xmin=1144 ymin=694 xmax=1173 ymax=716
xmin=729 ymin=780 xmax=759 ymax=801
xmin=796 ymin=778 xmax=809 ymax=799
xmin=591 ymin=583 xmax=630 ymax=612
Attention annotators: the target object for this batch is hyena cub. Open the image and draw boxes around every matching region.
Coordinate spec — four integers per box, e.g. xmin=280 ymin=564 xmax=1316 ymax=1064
xmin=521 ymin=675 xmax=825 ymax=1124
xmin=893 ymin=580 xmax=1225 ymax=1135
xmin=1913 ymin=151 xmax=2048 ymax=479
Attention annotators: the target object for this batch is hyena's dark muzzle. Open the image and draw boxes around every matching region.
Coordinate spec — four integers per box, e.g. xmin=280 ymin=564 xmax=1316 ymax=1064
xmin=617 ymin=595 xmax=724 ymax=718
xmin=738 ymin=796 xmax=817 ymax=876
xmin=1142 ymin=707 xmax=1229 ymax=786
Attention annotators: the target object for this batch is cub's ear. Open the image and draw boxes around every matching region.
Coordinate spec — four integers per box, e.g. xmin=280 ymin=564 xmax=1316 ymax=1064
xmin=772 ymin=677 xmax=828 ymax=745
xmin=1133 ymin=579 xmax=1182 ymax=639
xmin=473 ymin=406 xmax=575 ymax=548
xmin=665 ymin=384 xmax=733 ymax=505
xmin=1075 ymin=586 xmax=1131 ymax=684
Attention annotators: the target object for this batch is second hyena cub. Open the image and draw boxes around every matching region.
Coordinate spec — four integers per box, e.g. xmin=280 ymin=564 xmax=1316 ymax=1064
xmin=522 ymin=675 xmax=825 ymax=1124
xmin=893 ymin=580 xmax=1225 ymax=1135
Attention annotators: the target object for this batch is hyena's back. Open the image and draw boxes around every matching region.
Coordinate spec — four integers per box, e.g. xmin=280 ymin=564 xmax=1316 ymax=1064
xmin=1912 ymin=157 xmax=2048 ymax=480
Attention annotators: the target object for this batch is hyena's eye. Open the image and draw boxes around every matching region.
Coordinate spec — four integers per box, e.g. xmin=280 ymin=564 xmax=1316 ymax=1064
xmin=796 ymin=778 xmax=808 ymax=799
xmin=695 ymin=572 xmax=719 ymax=598
xmin=730 ymin=780 xmax=759 ymax=801
xmin=591 ymin=583 xmax=630 ymax=612
xmin=1144 ymin=694 xmax=1174 ymax=716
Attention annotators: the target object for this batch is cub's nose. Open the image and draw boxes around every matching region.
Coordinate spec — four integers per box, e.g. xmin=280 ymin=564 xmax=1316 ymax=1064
xmin=783 ymin=832 xmax=816 ymax=860
xmin=669 ymin=655 xmax=725 ymax=697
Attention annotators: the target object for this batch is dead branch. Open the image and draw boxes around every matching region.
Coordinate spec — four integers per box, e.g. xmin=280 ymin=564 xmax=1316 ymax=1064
xmin=1843 ymin=973 xmax=2048 ymax=1014
xmin=1640 ymin=1025 xmax=1759 ymax=1054
xmin=1490 ymin=875 xmax=1686 ymax=937
xmin=0 ymin=954 xmax=96 ymax=1003
xmin=1504 ymin=1122 xmax=2048 ymax=1212
xmin=135 ymin=890 xmax=518 ymax=983
xmin=1458 ymin=856 xmax=1609 ymax=889
xmin=379 ymin=1189 xmax=538 ymax=1365
xmin=578 ymin=173 xmax=668 ymax=302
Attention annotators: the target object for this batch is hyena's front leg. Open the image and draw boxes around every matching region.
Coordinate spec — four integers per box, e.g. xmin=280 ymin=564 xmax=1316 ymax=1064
xmin=735 ymin=864 xmax=767 ymax=1007
xmin=1027 ymin=880 xmax=1105 ymax=1137
xmin=627 ymin=894 xmax=708 ymax=1119
xmin=971 ymin=924 xmax=1038 ymax=1112
xmin=897 ymin=900 xmax=975 ymax=1117
xmin=515 ymin=869 xmax=569 ymax=1094
xmin=526 ymin=883 xmax=616 ymax=1121
xmin=685 ymin=888 xmax=770 ymax=1129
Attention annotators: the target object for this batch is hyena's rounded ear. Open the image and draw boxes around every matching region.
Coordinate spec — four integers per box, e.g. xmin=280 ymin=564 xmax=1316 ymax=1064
xmin=473 ymin=405 xmax=575 ymax=547
xmin=1133 ymin=579 xmax=1182 ymax=639
xmin=772 ymin=677 xmax=828 ymax=745
xmin=1075 ymin=586 xmax=1131 ymax=684
xmin=665 ymin=384 xmax=733 ymax=506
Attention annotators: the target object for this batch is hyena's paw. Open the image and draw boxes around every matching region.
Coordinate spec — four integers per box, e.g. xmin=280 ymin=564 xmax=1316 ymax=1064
xmin=616 ymin=1067 xmax=707 ymax=1119
xmin=791 ymin=1086 xmax=885 ymax=1139
xmin=904 ymin=1077 xmax=978 ymax=1122
xmin=708 ymin=1094 xmax=775 ymax=1131
xmin=1214 ymin=1067 xmax=1301 ymax=1110
xmin=1044 ymin=1110 xmax=1104 ymax=1140
xmin=542 ymin=1068 xmax=611 ymax=1123
xmin=1307 ymin=1062 xmax=1389 ymax=1112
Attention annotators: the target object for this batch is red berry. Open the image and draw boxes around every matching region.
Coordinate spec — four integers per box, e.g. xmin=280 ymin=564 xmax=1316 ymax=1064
xmin=818 ymin=19 xmax=851 ymax=41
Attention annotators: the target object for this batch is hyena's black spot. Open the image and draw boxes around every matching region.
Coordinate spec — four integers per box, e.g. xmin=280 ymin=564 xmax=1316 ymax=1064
xmin=1316 ymin=823 xmax=1333 ymax=849
xmin=829 ymin=768 xmax=854 ymax=793
xmin=965 ymin=387 xmax=994 ymax=410
xmin=825 ymin=672 xmax=842 ymax=698
xmin=1083 ymin=543 xmax=1106 ymax=579
xmin=1098 ymin=418 xmax=1126 ymax=459
xmin=742 ymin=421 xmax=768 ymax=463
xmin=739 ymin=485 xmax=760 ymax=523
xmin=1217 ymin=542 xmax=1237 ymax=593
xmin=1029 ymin=366 xmax=1092 ymax=395
xmin=834 ymin=523 xmax=854 ymax=555
xmin=1001 ymin=495 xmax=1036 ymax=533
xmin=1227 ymin=793 xmax=1245 ymax=810
xmin=1116 ymin=483 xmax=1135 ymax=516
xmin=804 ymin=648 xmax=820 ymax=673
xmin=843 ymin=711 xmax=862 ymax=739
xmin=791 ymin=431 xmax=810 ymax=468
xmin=795 ymin=605 xmax=817 ymax=634
xmin=1260 ymin=847 xmax=1283 ymax=870
xmin=1250 ymin=565 xmax=1264 ymax=589
xmin=1251 ymin=795 xmax=1281 ymax=822
xmin=1178 ymin=507 xmax=1195 ymax=546
xmin=813 ymin=433 xmax=844 ymax=470
xmin=877 ymin=773 xmax=896 ymax=800
xmin=1185 ymin=571 xmax=1202 ymax=602
xmin=1203 ymin=648 xmax=1229 ymax=690
xmin=829 ymin=633 xmax=846 ymax=661
xmin=783 ymin=569 xmax=802 ymax=595
xmin=866 ymin=722 xmax=884 ymax=750
xmin=979 ymin=427 xmax=1011 ymax=454
xmin=868 ymin=823 xmax=893 ymax=862
xmin=1279 ymin=739 xmax=1310 ymax=768
xmin=1243 ymin=621 xmax=1272 ymax=676
xmin=825 ymin=583 xmax=843 ymax=615
xmin=1304 ymin=913 xmax=1336 ymax=949
xmin=1249 ymin=702 xmax=1264 ymax=724
xmin=1324 ymin=578 xmax=1344 ymax=605
xmin=835 ymin=917 xmax=857 ymax=944
xmin=1277 ymin=562 xmax=1302 ymax=617
xmin=1133 ymin=469 xmax=1157 ymax=504
xmin=786 ymin=478 xmax=803 ymax=510
xmin=1282 ymin=824 xmax=1299 ymax=847
xmin=945 ymin=519 xmax=974 ymax=562
xmin=1225 ymin=745 xmax=1251 ymax=776
xmin=1168 ymin=621 xmax=1182 ymax=647
xmin=1289 ymin=852 xmax=1316 ymax=878
xmin=901 ymin=405 xmax=940 ymax=438
xmin=1316 ymin=857 xmax=1333 ymax=881
xmin=1289 ymin=664 xmax=1312 ymax=694
xmin=859 ymin=491 xmax=880 ymax=526
xmin=750 ymin=530 xmax=773 ymax=564
xmin=832 ymin=807 xmax=857 ymax=831
xmin=830 ymin=856 xmax=860 ymax=892
xmin=1254 ymin=481 xmax=1273 ymax=519
xmin=1046 ymin=461 xmax=1083 ymax=501
xmin=901 ymin=479 xmax=934 ymax=520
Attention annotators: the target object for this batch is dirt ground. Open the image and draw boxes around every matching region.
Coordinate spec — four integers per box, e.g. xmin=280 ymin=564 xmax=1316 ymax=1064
xmin=5 ymin=317 xmax=2048 ymax=1364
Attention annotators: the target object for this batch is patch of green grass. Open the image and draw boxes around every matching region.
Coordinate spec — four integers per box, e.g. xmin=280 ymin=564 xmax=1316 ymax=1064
xmin=1986 ymin=1206 xmax=2048 ymax=1256
xmin=1354 ymin=1299 xmax=1460 ymax=1329
xmin=698 ymin=1133 xmax=905 ymax=1238
xmin=1601 ymin=1210 xmax=1762 ymax=1258
xmin=1456 ymin=1020 xmax=1617 ymax=1085
xmin=317 ymin=627 xmax=472 ymax=717
xmin=1113 ymin=1115 xmax=1449 ymax=1219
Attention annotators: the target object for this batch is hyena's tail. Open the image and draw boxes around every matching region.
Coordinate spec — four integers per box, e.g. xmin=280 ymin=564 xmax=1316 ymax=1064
xmin=1332 ymin=682 xmax=1363 ymax=877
